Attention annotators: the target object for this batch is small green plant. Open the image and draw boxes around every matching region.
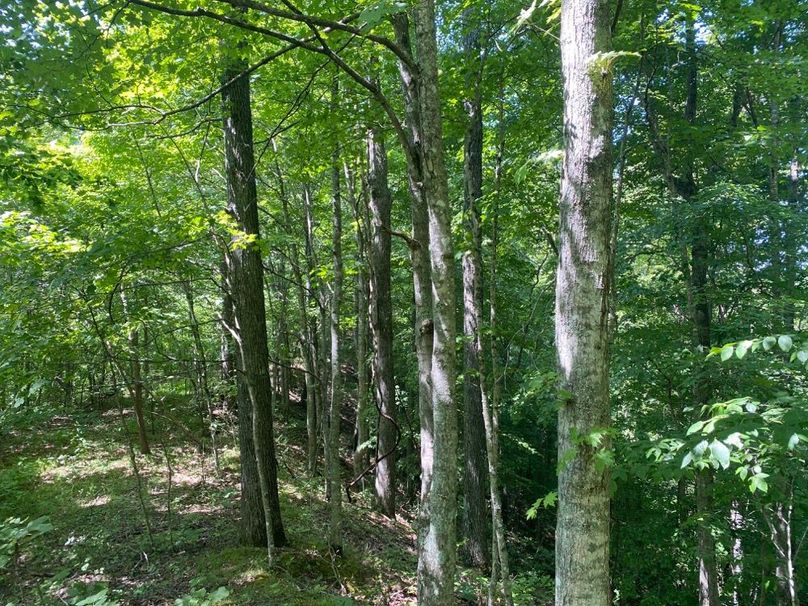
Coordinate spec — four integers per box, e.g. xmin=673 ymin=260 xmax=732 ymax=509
xmin=70 ymin=586 xmax=119 ymax=606
xmin=174 ymin=584 xmax=230 ymax=606
xmin=0 ymin=515 xmax=53 ymax=569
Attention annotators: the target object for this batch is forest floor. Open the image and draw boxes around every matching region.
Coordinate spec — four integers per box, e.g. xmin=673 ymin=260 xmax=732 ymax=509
xmin=0 ymin=400 xmax=430 ymax=606
xmin=0 ymin=398 xmax=504 ymax=606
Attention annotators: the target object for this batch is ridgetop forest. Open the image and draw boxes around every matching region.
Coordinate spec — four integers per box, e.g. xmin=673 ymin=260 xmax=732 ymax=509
xmin=0 ymin=0 xmax=806 ymax=604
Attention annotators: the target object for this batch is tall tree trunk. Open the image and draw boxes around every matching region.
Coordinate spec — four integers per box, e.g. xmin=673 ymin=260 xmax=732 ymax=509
xmin=326 ymin=90 xmax=344 ymax=549
xmin=302 ymin=183 xmax=328 ymax=476
xmin=391 ymin=10 xmax=435 ymax=565
xmin=222 ymin=55 xmax=286 ymax=553
xmin=485 ymin=76 xmax=513 ymax=606
xmin=414 ymin=1 xmax=458 ymax=602
xmin=366 ymin=124 xmax=397 ymax=518
xmin=304 ymin=183 xmax=330 ymax=479
xmin=554 ymin=1 xmax=613 ymax=605
xmin=350 ymin=165 xmax=371 ymax=477
xmin=460 ymin=12 xmax=490 ymax=569
xmin=644 ymin=19 xmax=720 ymax=605
xmin=682 ymin=22 xmax=720 ymax=606
xmin=293 ymin=182 xmax=320 ymax=475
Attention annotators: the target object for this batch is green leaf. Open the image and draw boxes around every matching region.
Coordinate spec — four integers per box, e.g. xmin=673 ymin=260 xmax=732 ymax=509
xmin=749 ymin=473 xmax=769 ymax=494
xmin=777 ymin=335 xmax=793 ymax=352
xmin=207 ymin=587 xmax=230 ymax=604
xmin=686 ymin=420 xmax=705 ymax=435
xmin=762 ymin=336 xmax=776 ymax=351
xmin=75 ymin=589 xmax=113 ymax=606
xmin=710 ymin=440 xmax=730 ymax=469
xmin=720 ymin=344 xmax=734 ymax=361
xmin=735 ymin=340 xmax=752 ymax=359
xmin=681 ymin=451 xmax=693 ymax=468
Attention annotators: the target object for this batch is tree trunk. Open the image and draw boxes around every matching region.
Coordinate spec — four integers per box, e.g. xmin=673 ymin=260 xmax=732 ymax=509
xmin=765 ymin=480 xmax=799 ymax=606
xmin=485 ymin=76 xmax=514 ymax=606
xmin=129 ymin=327 xmax=150 ymax=455
xmin=120 ymin=289 xmax=150 ymax=455
xmin=460 ymin=12 xmax=490 ymax=569
xmin=183 ymin=281 xmax=220 ymax=474
xmin=644 ymin=19 xmax=720 ymax=605
xmin=302 ymin=183 xmax=327 ymax=476
xmin=682 ymin=23 xmax=720 ymax=606
xmin=554 ymin=1 xmax=613 ymax=605
xmin=222 ymin=55 xmax=286 ymax=552
xmin=391 ymin=10 xmax=435 ymax=566
xmin=350 ymin=164 xmax=371 ymax=477
xmin=325 ymin=95 xmax=344 ymax=550
xmin=367 ymin=124 xmax=397 ymax=518
xmin=413 ymin=1 xmax=458 ymax=602
xmin=290 ymin=181 xmax=320 ymax=475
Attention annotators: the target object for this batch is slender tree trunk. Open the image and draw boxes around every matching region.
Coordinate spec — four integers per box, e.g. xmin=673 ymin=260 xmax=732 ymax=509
xmin=275 ymin=267 xmax=291 ymax=416
xmin=485 ymin=76 xmax=513 ymax=606
xmin=554 ymin=1 xmax=613 ymax=605
xmin=290 ymin=181 xmax=320 ymax=475
xmin=183 ymin=281 xmax=220 ymax=474
xmin=302 ymin=183 xmax=328 ymax=476
xmin=460 ymin=12 xmax=490 ymax=569
xmin=326 ymin=93 xmax=344 ymax=550
xmin=222 ymin=55 xmax=286 ymax=553
xmin=366 ymin=124 xmax=397 ymax=518
xmin=644 ymin=19 xmax=720 ymax=605
xmin=350 ymin=165 xmax=371 ymax=477
xmin=784 ymin=154 xmax=799 ymax=330
xmin=120 ymin=289 xmax=150 ymax=455
xmin=304 ymin=183 xmax=330 ymax=479
xmin=219 ymin=263 xmax=238 ymax=452
xmin=730 ymin=502 xmax=744 ymax=606
xmin=682 ymin=23 xmax=720 ymax=606
xmin=129 ymin=327 xmax=150 ymax=455
xmin=414 ymin=1 xmax=458 ymax=602
xmin=765 ymin=480 xmax=799 ymax=606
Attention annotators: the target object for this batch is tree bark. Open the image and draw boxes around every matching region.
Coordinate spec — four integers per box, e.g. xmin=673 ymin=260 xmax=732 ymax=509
xmin=391 ymin=10 xmax=435 ymax=566
xmin=485 ymin=76 xmax=514 ymax=606
xmin=460 ymin=12 xmax=490 ymax=569
xmin=350 ymin=164 xmax=371 ymax=477
xmin=366 ymin=124 xmax=397 ymax=517
xmin=683 ymin=23 xmax=720 ymax=606
xmin=222 ymin=55 xmax=286 ymax=552
xmin=413 ymin=1 xmax=458 ymax=602
xmin=554 ymin=1 xmax=613 ymax=605
xmin=273 ymin=147 xmax=319 ymax=475
xmin=325 ymin=90 xmax=344 ymax=549
xmin=765 ymin=480 xmax=799 ymax=606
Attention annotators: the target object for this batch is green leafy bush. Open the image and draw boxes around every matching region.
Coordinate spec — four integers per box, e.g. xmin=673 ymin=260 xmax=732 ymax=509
xmin=0 ymin=515 xmax=53 ymax=569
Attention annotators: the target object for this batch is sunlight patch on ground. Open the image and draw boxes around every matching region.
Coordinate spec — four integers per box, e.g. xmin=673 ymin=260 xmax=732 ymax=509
xmin=78 ymin=495 xmax=110 ymax=508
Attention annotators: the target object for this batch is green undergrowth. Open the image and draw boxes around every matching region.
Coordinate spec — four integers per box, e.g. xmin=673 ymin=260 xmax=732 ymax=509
xmin=0 ymin=401 xmax=551 ymax=605
xmin=0 ymin=401 xmax=417 ymax=605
